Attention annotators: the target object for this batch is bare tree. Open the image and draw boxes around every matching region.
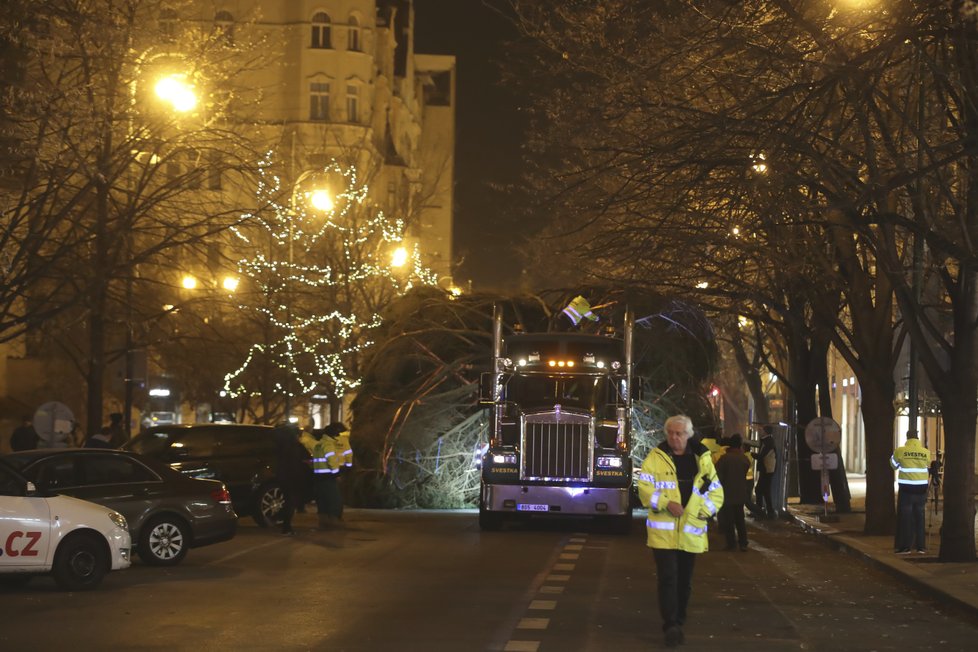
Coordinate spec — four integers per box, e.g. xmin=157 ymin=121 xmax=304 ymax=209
xmin=2 ymin=1 xmax=268 ymax=435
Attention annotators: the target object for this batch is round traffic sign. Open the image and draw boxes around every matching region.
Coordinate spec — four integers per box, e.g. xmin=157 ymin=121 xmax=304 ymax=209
xmin=804 ymin=417 xmax=841 ymax=453
xmin=33 ymin=401 xmax=75 ymax=448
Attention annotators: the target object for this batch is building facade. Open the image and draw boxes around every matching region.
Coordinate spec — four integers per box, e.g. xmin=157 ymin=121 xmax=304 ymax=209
xmin=0 ymin=0 xmax=456 ymax=438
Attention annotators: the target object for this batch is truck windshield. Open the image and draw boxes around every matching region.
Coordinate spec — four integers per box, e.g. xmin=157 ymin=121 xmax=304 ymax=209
xmin=505 ymin=374 xmax=611 ymax=412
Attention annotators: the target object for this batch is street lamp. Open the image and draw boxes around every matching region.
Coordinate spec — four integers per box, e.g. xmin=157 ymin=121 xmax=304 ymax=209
xmin=123 ymin=69 xmax=198 ymax=440
xmin=282 ymin=171 xmax=333 ymax=420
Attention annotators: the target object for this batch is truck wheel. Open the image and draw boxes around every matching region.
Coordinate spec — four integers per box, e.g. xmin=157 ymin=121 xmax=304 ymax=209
xmin=138 ymin=515 xmax=189 ymax=566
xmin=52 ymin=533 xmax=108 ymax=591
xmin=478 ymin=490 xmax=503 ymax=531
xmin=479 ymin=506 xmax=503 ymax=531
xmin=253 ymin=482 xmax=285 ymax=528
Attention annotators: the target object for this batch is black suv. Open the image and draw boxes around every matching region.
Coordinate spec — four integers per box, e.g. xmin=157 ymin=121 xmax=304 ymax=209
xmin=124 ymin=424 xmax=312 ymax=527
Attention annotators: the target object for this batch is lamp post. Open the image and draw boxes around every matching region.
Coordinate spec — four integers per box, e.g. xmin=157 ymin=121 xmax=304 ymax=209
xmin=123 ymin=70 xmax=197 ymax=439
xmin=282 ymin=172 xmax=333 ymax=421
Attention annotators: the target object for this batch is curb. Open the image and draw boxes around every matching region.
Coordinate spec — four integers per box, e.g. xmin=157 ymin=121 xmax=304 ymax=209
xmin=789 ymin=511 xmax=978 ymax=623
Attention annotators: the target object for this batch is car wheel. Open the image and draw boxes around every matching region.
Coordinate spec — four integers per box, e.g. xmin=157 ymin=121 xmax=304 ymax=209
xmin=138 ymin=515 xmax=190 ymax=566
xmin=253 ymin=482 xmax=285 ymax=528
xmin=52 ymin=533 xmax=108 ymax=591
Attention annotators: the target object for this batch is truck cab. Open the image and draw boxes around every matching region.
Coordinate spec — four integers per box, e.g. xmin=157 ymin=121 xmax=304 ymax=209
xmin=478 ymin=308 xmax=635 ymax=532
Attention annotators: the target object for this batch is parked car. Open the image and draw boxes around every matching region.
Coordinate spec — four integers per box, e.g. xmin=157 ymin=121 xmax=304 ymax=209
xmin=0 ymin=459 xmax=131 ymax=590
xmin=4 ymin=449 xmax=236 ymax=566
xmin=123 ymin=424 xmax=313 ymax=528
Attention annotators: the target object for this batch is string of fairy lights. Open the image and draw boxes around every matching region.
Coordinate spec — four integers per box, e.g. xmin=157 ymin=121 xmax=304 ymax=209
xmin=223 ymin=154 xmax=438 ymax=402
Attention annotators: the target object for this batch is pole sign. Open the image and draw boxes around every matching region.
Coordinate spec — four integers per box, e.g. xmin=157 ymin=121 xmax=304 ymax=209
xmin=805 ymin=417 xmax=842 ymax=520
xmin=804 ymin=416 xmax=841 ymax=453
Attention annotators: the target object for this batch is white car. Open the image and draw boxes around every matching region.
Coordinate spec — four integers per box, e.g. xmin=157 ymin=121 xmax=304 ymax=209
xmin=0 ymin=460 xmax=131 ymax=590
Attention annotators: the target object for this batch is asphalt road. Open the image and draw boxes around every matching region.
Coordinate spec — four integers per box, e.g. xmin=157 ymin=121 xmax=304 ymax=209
xmin=2 ymin=510 xmax=977 ymax=651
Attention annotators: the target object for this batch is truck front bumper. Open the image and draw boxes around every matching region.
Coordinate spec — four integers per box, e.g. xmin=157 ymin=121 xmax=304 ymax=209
xmin=483 ymin=484 xmax=630 ymax=517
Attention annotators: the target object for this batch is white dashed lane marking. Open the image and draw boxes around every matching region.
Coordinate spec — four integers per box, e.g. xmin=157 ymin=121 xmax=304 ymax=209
xmin=528 ymin=600 xmax=557 ymax=610
xmin=502 ymin=533 xmax=589 ymax=651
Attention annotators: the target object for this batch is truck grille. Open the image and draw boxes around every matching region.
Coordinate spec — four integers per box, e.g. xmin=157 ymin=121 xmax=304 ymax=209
xmin=523 ymin=412 xmax=592 ymax=481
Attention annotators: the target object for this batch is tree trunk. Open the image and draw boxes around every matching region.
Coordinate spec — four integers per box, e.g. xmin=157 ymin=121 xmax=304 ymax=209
xmin=940 ymin=400 xmax=977 ymax=561
xmin=861 ymin=388 xmax=896 ymax=535
xmin=788 ymin=330 xmax=826 ymax=504
xmin=86 ymin=305 xmax=105 ymax=438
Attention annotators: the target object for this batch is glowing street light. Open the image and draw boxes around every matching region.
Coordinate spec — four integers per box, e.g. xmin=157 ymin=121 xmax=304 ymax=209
xmin=181 ymin=274 xmax=197 ymax=290
xmin=308 ymin=188 xmax=334 ymax=212
xmin=222 ymin=276 xmax=239 ymax=292
xmin=390 ymin=246 xmax=409 ymax=268
xmin=154 ymin=73 xmax=197 ymax=113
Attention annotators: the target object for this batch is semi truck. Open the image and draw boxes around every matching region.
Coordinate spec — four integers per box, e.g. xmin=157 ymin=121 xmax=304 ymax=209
xmin=478 ymin=304 xmax=635 ymax=532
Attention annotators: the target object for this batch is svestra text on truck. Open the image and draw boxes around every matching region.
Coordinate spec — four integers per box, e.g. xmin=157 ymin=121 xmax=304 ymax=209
xmin=478 ymin=302 xmax=635 ymax=532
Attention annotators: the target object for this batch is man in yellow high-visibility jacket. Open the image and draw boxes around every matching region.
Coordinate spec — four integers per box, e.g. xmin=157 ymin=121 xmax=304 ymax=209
xmin=890 ymin=432 xmax=931 ymax=554
xmin=638 ymin=415 xmax=724 ymax=648
xmin=310 ymin=427 xmax=341 ymax=529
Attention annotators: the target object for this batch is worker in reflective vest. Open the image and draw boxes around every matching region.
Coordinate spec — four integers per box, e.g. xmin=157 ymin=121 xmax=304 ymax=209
xmin=638 ymin=415 xmax=724 ymax=648
xmin=336 ymin=429 xmax=353 ymax=470
xmin=322 ymin=422 xmax=351 ymax=526
xmin=311 ymin=428 xmax=340 ymax=529
xmin=890 ymin=432 xmax=931 ymax=554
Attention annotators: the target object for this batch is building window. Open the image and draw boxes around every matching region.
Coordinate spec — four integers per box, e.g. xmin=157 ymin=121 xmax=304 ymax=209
xmin=214 ymin=10 xmax=234 ymax=46
xmin=310 ymin=82 xmax=330 ymax=120
xmin=311 ymin=12 xmax=331 ymax=49
xmin=208 ymin=151 xmax=223 ymax=191
xmin=159 ymin=8 xmax=177 ymax=43
xmin=347 ymin=15 xmax=361 ymax=52
xmin=346 ymin=84 xmax=359 ymax=123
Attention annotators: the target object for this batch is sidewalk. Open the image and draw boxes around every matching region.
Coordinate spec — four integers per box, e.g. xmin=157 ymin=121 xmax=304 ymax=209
xmin=785 ymin=475 xmax=978 ymax=620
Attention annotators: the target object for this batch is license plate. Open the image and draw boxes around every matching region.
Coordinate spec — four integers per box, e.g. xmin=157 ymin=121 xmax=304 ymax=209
xmin=517 ymin=503 xmax=550 ymax=512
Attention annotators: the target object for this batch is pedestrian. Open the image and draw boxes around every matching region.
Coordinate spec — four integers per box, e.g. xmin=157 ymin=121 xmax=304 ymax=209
xmin=715 ymin=433 xmax=751 ymax=551
xmin=309 ymin=425 xmax=340 ymax=528
xmin=106 ymin=412 xmax=126 ymax=448
xmin=890 ymin=431 xmax=931 ymax=554
xmin=322 ymin=422 xmax=352 ymax=524
xmin=637 ymin=415 xmax=724 ymax=648
xmin=10 ymin=415 xmax=39 ymax=451
xmin=273 ymin=422 xmax=306 ymax=536
xmin=753 ymin=425 xmax=778 ymax=518
xmin=84 ymin=426 xmax=114 ymax=448
xmin=699 ymin=430 xmax=724 ymax=466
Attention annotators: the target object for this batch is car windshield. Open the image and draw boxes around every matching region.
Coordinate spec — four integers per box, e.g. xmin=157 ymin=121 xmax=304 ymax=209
xmin=126 ymin=431 xmax=180 ymax=456
xmin=504 ymin=374 xmax=610 ymax=412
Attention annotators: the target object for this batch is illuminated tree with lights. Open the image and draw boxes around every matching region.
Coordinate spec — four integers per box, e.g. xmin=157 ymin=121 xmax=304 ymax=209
xmin=223 ymin=157 xmax=438 ymax=421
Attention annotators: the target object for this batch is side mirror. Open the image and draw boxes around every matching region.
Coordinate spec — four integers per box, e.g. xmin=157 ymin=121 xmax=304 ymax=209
xmin=478 ymin=371 xmax=495 ymax=406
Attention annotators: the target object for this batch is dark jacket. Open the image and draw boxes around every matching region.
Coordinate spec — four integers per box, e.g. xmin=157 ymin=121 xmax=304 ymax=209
xmin=715 ymin=447 xmax=752 ymax=506
xmin=274 ymin=426 xmax=307 ymax=489
xmin=756 ymin=434 xmax=777 ymax=476
xmin=10 ymin=424 xmax=39 ymax=451
xmin=84 ymin=433 xmax=114 ymax=448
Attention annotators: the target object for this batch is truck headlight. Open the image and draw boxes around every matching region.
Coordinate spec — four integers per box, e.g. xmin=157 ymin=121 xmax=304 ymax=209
xmin=492 ymin=453 xmax=518 ymax=465
xmin=596 ymin=456 xmax=623 ymax=468
xmin=108 ymin=511 xmax=128 ymax=530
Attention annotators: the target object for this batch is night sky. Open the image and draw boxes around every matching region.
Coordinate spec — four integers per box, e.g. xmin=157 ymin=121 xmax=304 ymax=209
xmin=413 ymin=0 xmax=527 ymax=291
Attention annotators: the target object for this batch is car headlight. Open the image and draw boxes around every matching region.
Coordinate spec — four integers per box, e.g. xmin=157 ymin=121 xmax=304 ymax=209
xmin=108 ymin=511 xmax=128 ymax=530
